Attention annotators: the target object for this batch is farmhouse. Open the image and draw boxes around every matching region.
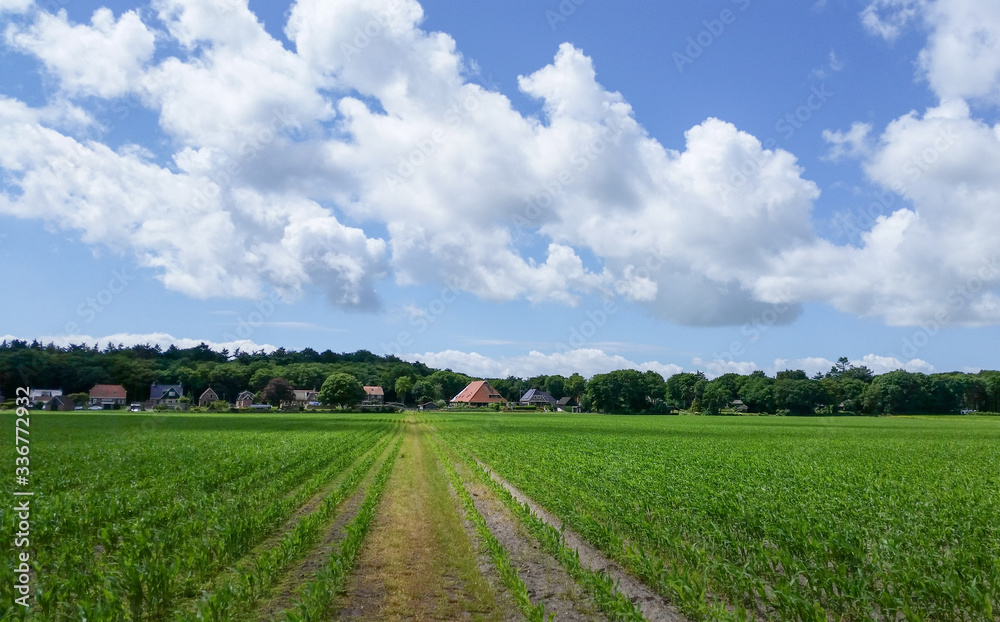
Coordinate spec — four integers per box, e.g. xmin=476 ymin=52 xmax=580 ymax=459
xmin=451 ymin=380 xmax=506 ymax=407
xmin=29 ymin=388 xmax=62 ymax=408
xmin=45 ymin=395 xmax=76 ymax=411
xmin=520 ymin=389 xmax=557 ymax=408
xmin=291 ymin=389 xmax=319 ymax=408
xmin=362 ymin=386 xmax=385 ymax=405
xmin=89 ymin=384 xmax=127 ymax=409
xmin=199 ymin=387 xmax=220 ymax=407
xmin=556 ymin=396 xmax=580 ymax=413
xmin=235 ymin=390 xmax=254 ymax=409
xmin=149 ymin=383 xmax=184 ymax=408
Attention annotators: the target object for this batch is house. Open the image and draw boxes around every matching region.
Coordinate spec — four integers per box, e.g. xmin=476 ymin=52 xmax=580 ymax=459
xmin=149 ymin=383 xmax=184 ymax=408
xmin=450 ymin=380 xmax=506 ymax=407
xmin=89 ymin=384 xmax=127 ymax=409
xmin=731 ymin=399 xmax=749 ymax=413
xmin=520 ymin=389 xmax=557 ymax=408
xmin=556 ymin=396 xmax=580 ymax=413
xmin=418 ymin=401 xmax=439 ymax=411
xmin=44 ymin=395 xmax=75 ymax=411
xmin=290 ymin=389 xmax=319 ymax=408
xmin=29 ymin=389 xmax=62 ymax=408
xmin=199 ymin=387 xmax=220 ymax=407
xmin=362 ymin=386 xmax=385 ymax=405
xmin=235 ymin=391 xmax=255 ymax=409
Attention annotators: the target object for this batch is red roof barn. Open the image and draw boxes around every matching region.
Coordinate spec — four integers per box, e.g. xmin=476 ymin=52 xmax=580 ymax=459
xmin=89 ymin=384 xmax=127 ymax=409
xmin=450 ymin=380 xmax=506 ymax=407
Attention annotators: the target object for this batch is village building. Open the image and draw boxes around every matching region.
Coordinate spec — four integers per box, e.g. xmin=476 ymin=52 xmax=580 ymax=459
xmin=450 ymin=380 xmax=506 ymax=407
xmin=235 ymin=390 xmax=255 ymax=409
xmin=89 ymin=384 xmax=127 ymax=409
xmin=290 ymin=389 xmax=319 ymax=409
xmin=30 ymin=388 xmax=62 ymax=408
xmin=149 ymin=383 xmax=184 ymax=408
xmin=520 ymin=389 xmax=557 ymax=408
xmin=44 ymin=395 xmax=76 ymax=411
xmin=557 ymin=396 xmax=580 ymax=413
xmin=362 ymin=386 xmax=385 ymax=406
xmin=199 ymin=387 xmax=220 ymax=407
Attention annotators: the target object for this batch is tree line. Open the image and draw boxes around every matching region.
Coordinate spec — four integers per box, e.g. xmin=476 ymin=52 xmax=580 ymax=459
xmin=583 ymin=358 xmax=1000 ymax=415
xmin=1 ymin=342 xmax=997 ymax=415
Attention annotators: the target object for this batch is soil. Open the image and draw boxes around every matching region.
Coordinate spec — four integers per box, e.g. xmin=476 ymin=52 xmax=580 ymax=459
xmin=474 ymin=459 xmax=688 ymax=622
xmin=256 ymin=434 xmax=400 ymax=620
xmin=334 ymin=420 xmax=508 ymax=621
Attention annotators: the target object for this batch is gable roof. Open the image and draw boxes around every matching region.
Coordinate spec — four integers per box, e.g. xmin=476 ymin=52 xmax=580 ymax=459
xmin=30 ymin=389 xmax=62 ymax=400
xmin=90 ymin=384 xmax=126 ymax=399
xmin=236 ymin=390 xmax=254 ymax=401
xmin=199 ymin=387 xmax=219 ymax=401
xmin=520 ymin=389 xmax=556 ymax=404
xmin=293 ymin=389 xmax=318 ymax=401
xmin=49 ymin=395 xmax=75 ymax=407
xmin=557 ymin=396 xmax=576 ymax=406
xmin=451 ymin=380 xmax=505 ymax=404
xmin=363 ymin=386 xmax=384 ymax=396
xmin=150 ymin=383 xmax=183 ymax=400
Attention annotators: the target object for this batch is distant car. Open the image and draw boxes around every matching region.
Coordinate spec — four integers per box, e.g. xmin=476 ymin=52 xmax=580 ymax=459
xmin=75 ymin=406 xmax=83 ymax=410
xmin=88 ymin=406 xmax=103 ymax=410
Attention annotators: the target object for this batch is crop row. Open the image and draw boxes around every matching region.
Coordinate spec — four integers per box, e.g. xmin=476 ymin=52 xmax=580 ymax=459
xmin=436 ymin=413 xmax=1000 ymax=621
xmin=0 ymin=413 xmax=399 ymax=621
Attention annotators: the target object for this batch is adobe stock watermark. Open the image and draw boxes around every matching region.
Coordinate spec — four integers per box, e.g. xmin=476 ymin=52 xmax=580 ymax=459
xmin=831 ymin=186 xmax=901 ymax=246
xmin=889 ymin=255 xmax=1000 ymax=361
xmin=713 ymin=288 xmax=796 ymax=365
xmin=833 ymin=124 xmax=957 ymax=245
xmin=719 ymin=84 xmax=833 ymax=199
xmin=339 ymin=1 xmax=409 ymax=61
xmin=51 ymin=268 xmax=135 ymax=340
xmin=384 ymin=81 xmax=496 ymax=189
xmin=553 ymin=251 xmax=667 ymax=354
xmin=673 ymin=0 xmax=751 ymax=73
xmin=221 ymin=291 xmax=284 ymax=344
xmin=545 ymin=0 xmax=588 ymax=31
xmin=381 ymin=280 xmax=462 ymax=356
xmin=510 ymin=115 xmax=628 ymax=240
xmin=192 ymin=107 xmax=299 ymax=210
xmin=49 ymin=93 xmax=144 ymax=175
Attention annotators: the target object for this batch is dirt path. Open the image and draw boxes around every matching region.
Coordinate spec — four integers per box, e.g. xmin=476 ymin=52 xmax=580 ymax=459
xmin=257 ymin=432 xmax=399 ymax=620
xmin=335 ymin=420 xmax=511 ymax=621
xmin=473 ymin=458 xmax=687 ymax=622
xmin=455 ymin=459 xmax=609 ymax=621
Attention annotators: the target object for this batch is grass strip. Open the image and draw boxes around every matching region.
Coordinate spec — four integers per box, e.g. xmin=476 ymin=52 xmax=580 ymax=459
xmin=183 ymin=427 xmax=399 ymax=621
xmin=280 ymin=434 xmax=404 ymax=621
xmin=428 ymin=432 xmax=549 ymax=622
xmin=442 ymin=437 xmax=648 ymax=622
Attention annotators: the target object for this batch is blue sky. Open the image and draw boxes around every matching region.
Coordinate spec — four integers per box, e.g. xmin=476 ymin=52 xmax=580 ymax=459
xmin=2 ymin=0 xmax=1000 ymax=378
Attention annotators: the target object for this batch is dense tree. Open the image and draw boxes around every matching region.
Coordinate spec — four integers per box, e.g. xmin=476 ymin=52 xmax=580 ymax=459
xmin=564 ymin=373 xmax=586 ymax=399
xmin=394 ymin=376 xmax=414 ymax=405
xmin=585 ymin=370 xmax=658 ymax=413
xmin=261 ymin=378 xmax=295 ymax=408
xmin=776 ymin=369 xmax=809 ymax=381
xmin=665 ymin=372 xmax=706 ymax=409
xmin=319 ymin=373 xmax=366 ymax=409
xmin=863 ymin=371 xmax=930 ymax=414
xmin=3 ymin=341 xmax=998 ymax=416
xmin=773 ymin=379 xmax=827 ymax=414
xmin=700 ymin=381 xmax=732 ymax=416
xmin=738 ymin=375 xmax=775 ymax=413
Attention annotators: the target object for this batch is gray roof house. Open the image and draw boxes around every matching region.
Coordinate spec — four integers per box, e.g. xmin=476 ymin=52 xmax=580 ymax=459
xmin=150 ymin=383 xmax=184 ymax=403
xmin=520 ymin=389 xmax=557 ymax=408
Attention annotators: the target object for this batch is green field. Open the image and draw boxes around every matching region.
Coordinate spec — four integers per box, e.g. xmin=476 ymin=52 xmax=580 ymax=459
xmin=2 ymin=411 xmax=999 ymax=620
xmin=437 ymin=413 xmax=1000 ymax=620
